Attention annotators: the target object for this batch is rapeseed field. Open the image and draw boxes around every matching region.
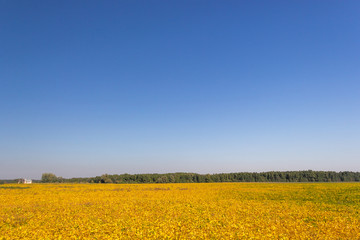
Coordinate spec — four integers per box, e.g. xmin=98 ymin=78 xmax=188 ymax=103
xmin=1 ymin=183 xmax=359 ymax=239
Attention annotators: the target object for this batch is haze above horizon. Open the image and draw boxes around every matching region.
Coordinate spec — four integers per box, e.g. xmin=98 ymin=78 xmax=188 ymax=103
xmin=1 ymin=1 xmax=359 ymax=179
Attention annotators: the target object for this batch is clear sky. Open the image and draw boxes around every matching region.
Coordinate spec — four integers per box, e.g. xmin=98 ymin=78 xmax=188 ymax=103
xmin=1 ymin=1 xmax=359 ymax=179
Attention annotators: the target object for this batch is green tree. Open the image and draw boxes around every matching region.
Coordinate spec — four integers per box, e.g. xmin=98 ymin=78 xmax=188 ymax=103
xmin=41 ymin=173 xmax=58 ymax=183
xmin=100 ymin=174 xmax=113 ymax=183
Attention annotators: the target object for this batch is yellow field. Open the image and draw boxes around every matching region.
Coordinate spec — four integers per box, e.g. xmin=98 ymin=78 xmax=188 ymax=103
xmin=1 ymin=183 xmax=360 ymax=239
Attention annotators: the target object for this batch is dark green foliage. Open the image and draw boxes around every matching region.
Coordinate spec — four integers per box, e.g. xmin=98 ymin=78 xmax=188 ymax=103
xmin=37 ymin=170 xmax=360 ymax=184
xmin=41 ymin=173 xmax=63 ymax=183
xmin=0 ymin=179 xmax=18 ymax=184
xmin=4 ymin=171 xmax=360 ymax=184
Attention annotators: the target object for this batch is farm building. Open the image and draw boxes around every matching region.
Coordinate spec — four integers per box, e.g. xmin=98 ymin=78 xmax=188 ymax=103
xmin=18 ymin=178 xmax=32 ymax=184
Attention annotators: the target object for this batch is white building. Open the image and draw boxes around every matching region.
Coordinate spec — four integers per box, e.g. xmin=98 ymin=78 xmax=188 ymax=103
xmin=24 ymin=179 xmax=32 ymax=184
xmin=18 ymin=178 xmax=32 ymax=184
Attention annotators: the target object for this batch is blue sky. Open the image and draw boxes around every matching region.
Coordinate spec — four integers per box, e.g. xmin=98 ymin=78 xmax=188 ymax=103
xmin=1 ymin=1 xmax=359 ymax=179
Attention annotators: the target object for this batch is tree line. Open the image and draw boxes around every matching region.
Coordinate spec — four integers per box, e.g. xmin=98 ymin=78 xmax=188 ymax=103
xmin=39 ymin=170 xmax=360 ymax=184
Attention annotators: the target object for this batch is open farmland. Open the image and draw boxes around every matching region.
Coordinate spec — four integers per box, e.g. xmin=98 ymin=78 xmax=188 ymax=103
xmin=1 ymin=183 xmax=360 ymax=239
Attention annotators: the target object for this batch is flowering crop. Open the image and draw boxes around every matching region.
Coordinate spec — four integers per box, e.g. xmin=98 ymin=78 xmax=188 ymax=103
xmin=1 ymin=183 xmax=359 ymax=239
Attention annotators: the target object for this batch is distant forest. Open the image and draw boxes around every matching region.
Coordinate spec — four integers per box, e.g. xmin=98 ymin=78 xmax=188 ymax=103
xmin=1 ymin=171 xmax=359 ymax=184
xmin=34 ymin=171 xmax=360 ymax=184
